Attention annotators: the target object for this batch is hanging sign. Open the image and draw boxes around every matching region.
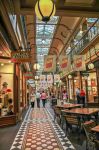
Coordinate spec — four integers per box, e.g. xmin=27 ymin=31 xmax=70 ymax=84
xmin=54 ymin=74 xmax=60 ymax=83
xmin=59 ymin=56 xmax=68 ymax=71
xmin=73 ymin=55 xmax=86 ymax=71
xmin=47 ymin=75 xmax=53 ymax=83
xmin=44 ymin=55 xmax=56 ymax=72
xmin=11 ymin=51 xmax=31 ymax=63
xmin=24 ymin=72 xmax=33 ymax=79
xmin=40 ymin=75 xmax=46 ymax=82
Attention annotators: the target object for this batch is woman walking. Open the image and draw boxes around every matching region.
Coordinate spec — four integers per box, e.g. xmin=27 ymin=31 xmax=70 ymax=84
xmin=41 ymin=91 xmax=47 ymax=108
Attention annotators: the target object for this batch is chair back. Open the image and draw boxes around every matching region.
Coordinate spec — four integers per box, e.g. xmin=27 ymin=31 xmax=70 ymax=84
xmin=82 ymin=120 xmax=96 ymax=146
xmin=53 ymin=106 xmax=61 ymax=116
xmin=64 ymin=114 xmax=80 ymax=126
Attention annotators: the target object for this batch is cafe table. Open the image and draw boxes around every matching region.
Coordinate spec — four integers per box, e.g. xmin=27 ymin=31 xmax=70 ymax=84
xmin=56 ymin=104 xmax=82 ymax=110
xmin=91 ymin=125 xmax=99 ymax=140
xmin=61 ymin=108 xmax=99 ymax=128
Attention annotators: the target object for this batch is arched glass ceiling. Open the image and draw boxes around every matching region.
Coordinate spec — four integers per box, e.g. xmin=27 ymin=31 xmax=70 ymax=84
xmin=36 ymin=16 xmax=59 ymax=74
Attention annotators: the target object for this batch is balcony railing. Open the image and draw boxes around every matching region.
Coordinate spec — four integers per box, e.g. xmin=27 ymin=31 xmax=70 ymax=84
xmin=70 ymin=19 xmax=99 ymax=55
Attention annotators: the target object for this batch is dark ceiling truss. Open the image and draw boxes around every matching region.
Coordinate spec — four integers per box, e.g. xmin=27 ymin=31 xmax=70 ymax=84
xmin=26 ymin=22 xmax=72 ymax=38
xmin=50 ymin=46 xmax=59 ymax=54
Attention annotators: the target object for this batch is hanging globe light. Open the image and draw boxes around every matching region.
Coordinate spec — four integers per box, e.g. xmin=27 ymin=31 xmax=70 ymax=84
xmin=33 ymin=63 xmax=40 ymax=70
xmin=68 ymin=75 xmax=72 ymax=79
xmin=88 ymin=63 xmax=94 ymax=70
xmin=35 ymin=0 xmax=56 ymax=22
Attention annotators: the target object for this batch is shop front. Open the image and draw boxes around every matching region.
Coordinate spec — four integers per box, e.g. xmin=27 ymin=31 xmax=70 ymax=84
xmin=0 ymin=60 xmax=16 ymax=126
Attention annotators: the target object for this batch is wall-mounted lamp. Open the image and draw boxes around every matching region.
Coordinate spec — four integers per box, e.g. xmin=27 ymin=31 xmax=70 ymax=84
xmin=68 ymin=74 xmax=72 ymax=79
xmin=88 ymin=63 xmax=94 ymax=70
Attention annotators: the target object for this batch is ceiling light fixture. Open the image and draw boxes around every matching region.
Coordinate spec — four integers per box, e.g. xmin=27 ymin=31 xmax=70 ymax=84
xmin=1 ymin=63 xmax=4 ymax=66
xmin=35 ymin=0 xmax=56 ymax=22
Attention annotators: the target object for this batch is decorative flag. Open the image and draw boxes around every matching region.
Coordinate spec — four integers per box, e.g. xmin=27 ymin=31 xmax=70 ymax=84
xmin=73 ymin=55 xmax=86 ymax=71
xmin=54 ymin=74 xmax=60 ymax=83
xmin=59 ymin=56 xmax=69 ymax=71
xmin=44 ymin=55 xmax=56 ymax=72
xmin=47 ymin=75 xmax=53 ymax=83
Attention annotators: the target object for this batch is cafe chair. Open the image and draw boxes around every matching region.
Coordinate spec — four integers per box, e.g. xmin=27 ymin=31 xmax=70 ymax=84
xmin=64 ymin=114 xmax=81 ymax=136
xmin=53 ymin=106 xmax=61 ymax=124
xmin=94 ymin=140 xmax=99 ymax=150
xmin=82 ymin=120 xmax=97 ymax=150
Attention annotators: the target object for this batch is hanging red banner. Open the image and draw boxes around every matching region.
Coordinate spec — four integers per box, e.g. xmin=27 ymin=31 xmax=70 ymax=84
xmin=59 ymin=56 xmax=68 ymax=71
xmin=74 ymin=55 xmax=86 ymax=71
xmin=44 ymin=55 xmax=56 ymax=72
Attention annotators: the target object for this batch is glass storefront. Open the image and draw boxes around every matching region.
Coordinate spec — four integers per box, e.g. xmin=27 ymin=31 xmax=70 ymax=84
xmin=0 ymin=62 xmax=14 ymax=116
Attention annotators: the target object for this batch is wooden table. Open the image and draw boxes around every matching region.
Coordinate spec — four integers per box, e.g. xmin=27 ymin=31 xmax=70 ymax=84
xmin=56 ymin=104 xmax=82 ymax=109
xmin=91 ymin=125 xmax=99 ymax=140
xmin=62 ymin=108 xmax=99 ymax=115
xmin=61 ymin=108 xmax=99 ymax=128
xmin=91 ymin=125 xmax=99 ymax=133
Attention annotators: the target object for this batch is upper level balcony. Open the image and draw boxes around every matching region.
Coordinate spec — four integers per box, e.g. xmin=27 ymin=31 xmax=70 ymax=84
xmin=69 ymin=19 xmax=99 ymax=55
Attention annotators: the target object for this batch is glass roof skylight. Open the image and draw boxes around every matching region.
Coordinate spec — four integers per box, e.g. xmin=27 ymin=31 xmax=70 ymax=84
xmin=36 ymin=16 xmax=59 ymax=73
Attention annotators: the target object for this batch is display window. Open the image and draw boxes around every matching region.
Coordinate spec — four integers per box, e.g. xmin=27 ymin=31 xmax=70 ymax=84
xmin=0 ymin=62 xmax=14 ymax=116
xmin=82 ymin=72 xmax=97 ymax=102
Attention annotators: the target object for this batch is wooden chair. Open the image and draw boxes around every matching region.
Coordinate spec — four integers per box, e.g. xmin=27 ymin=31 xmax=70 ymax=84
xmin=82 ymin=120 xmax=97 ymax=150
xmin=53 ymin=106 xmax=61 ymax=124
xmin=94 ymin=140 xmax=99 ymax=150
xmin=64 ymin=114 xmax=81 ymax=135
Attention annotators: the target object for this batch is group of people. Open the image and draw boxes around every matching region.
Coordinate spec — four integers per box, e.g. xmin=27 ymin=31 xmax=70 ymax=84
xmin=30 ymin=91 xmax=47 ymax=108
xmin=76 ymin=87 xmax=86 ymax=106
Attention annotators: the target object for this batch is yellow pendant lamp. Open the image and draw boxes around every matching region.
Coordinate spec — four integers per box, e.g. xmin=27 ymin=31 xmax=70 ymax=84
xmin=35 ymin=0 xmax=56 ymax=22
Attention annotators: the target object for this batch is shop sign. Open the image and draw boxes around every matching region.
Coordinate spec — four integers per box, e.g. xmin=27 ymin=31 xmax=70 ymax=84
xmin=47 ymin=75 xmax=53 ymax=83
xmin=74 ymin=55 xmax=86 ymax=71
xmin=59 ymin=56 xmax=68 ymax=71
xmin=11 ymin=51 xmax=31 ymax=63
xmin=24 ymin=72 xmax=33 ymax=78
xmin=44 ymin=55 xmax=56 ymax=72
xmin=54 ymin=74 xmax=60 ymax=83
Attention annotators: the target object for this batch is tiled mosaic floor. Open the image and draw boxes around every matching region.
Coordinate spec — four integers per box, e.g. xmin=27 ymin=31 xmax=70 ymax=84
xmin=10 ymin=107 xmax=75 ymax=150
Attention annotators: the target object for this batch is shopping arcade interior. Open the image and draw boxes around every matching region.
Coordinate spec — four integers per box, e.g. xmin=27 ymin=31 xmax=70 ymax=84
xmin=0 ymin=0 xmax=99 ymax=150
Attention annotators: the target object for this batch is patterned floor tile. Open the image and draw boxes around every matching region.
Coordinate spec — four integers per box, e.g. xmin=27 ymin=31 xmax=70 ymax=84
xmin=10 ymin=106 xmax=75 ymax=150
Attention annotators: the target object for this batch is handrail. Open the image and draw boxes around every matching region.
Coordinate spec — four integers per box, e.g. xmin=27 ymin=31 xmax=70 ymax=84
xmin=69 ymin=18 xmax=99 ymax=54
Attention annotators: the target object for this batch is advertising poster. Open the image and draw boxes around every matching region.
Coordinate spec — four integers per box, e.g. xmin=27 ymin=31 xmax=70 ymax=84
xmin=73 ymin=55 xmax=86 ymax=71
xmin=54 ymin=74 xmax=60 ymax=83
xmin=47 ymin=75 xmax=53 ymax=83
xmin=59 ymin=56 xmax=68 ymax=71
xmin=40 ymin=75 xmax=46 ymax=82
xmin=44 ymin=55 xmax=56 ymax=72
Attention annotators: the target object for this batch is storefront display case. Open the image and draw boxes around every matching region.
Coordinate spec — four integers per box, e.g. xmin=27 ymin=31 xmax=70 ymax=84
xmin=0 ymin=62 xmax=16 ymax=126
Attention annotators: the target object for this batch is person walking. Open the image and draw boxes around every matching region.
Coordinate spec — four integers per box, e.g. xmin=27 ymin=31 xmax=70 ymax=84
xmin=30 ymin=92 xmax=35 ymax=108
xmin=36 ymin=91 xmax=41 ymax=108
xmin=41 ymin=91 xmax=47 ymax=108
xmin=76 ymin=87 xmax=80 ymax=104
xmin=80 ymin=89 xmax=86 ymax=107
xmin=62 ymin=90 xmax=68 ymax=104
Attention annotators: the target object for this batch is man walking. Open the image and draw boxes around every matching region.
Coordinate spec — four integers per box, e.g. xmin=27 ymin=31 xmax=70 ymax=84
xmin=36 ymin=91 xmax=41 ymax=108
xmin=76 ymin=87 xmax=80 ymax=104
